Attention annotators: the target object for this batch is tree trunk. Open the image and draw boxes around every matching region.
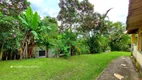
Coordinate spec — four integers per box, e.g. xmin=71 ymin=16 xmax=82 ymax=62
xmin=56 ymin=49 xmax=60 ymax=58
xmin=25 ymin=42 xmax=28 ymax=58
xmin=70 ymin=46 xmax=75 ymax=56
xmin=21 ymin=30 xmax=35 ymax=59
xmin=0 ymin=42 xmax=4 ymax=60
xmin=21 ymin=31 xmax=32 ymax=59
xmin=21 ymin=33 xmax=27 ymax=59
xmin=20 ymin=47 xmax=22 ymax=60
xmin=46 ymin=47 xmax=48 ymax=58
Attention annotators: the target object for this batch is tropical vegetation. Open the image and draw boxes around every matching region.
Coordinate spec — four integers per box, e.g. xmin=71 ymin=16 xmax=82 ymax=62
xmin=0 ymin=0 xmax=130 ymax=60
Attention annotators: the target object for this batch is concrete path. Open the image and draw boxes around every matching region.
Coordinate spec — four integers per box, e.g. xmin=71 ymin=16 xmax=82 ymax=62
xmin=97 ymin=56 xmax=142 ymax=80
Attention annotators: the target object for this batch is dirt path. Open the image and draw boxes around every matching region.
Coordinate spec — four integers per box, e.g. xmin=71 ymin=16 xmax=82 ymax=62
xmin=97 ymin=56 xmax=141 ymax=80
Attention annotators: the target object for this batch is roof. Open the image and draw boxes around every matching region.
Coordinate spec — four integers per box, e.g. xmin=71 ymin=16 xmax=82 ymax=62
xmin=126 ymin=0 xmax=142 ymax=34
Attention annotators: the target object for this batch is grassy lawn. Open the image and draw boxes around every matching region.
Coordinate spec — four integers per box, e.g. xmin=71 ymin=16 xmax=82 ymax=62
xmin=0 ymin=51 xmax=130 ymax=80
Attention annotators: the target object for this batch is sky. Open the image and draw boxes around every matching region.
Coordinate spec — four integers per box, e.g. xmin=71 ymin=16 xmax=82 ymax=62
xmin=28 ymin=0 xmax=129 ymax=23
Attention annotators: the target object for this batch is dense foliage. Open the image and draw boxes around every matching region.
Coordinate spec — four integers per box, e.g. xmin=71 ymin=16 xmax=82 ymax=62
xmin=57 ymin=0 xmax=130 ymax=54
xmin=0 ymin=0 xmax=29 ymax=60
xmin=0 ymin=0 xmax=130 ymax=60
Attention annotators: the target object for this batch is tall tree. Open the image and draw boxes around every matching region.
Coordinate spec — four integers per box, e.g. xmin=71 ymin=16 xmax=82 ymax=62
xmin=57 ymin=0 xmax=81 ymax=56
xmin=0 ymin=0 xmax=29 ymax=17
xmin=57 ymin=0 xmax=80 ymax=32
xmin=0 ymin=0 xmax=29 ymax=59
xmin=77 ymin=0 xmax=96 ymax=33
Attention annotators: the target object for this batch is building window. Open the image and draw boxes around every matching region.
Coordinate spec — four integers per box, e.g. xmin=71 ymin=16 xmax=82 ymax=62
xmin=39 ymin=50 xmax=45 ymax=56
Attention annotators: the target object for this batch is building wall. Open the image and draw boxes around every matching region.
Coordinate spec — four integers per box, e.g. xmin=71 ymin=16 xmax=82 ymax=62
xmin=32 ymin=45 xmax=55 ymax=58
xmin=32 ymin=45 xmax=47 ymax=58
xmin=132 ymin=44 xmax=137 ymax=58
xmin=132 ymin=45 xmax=142 ymax=68
xmin=136 ymin=51 xmax=142 ymax=68
xmin=132 ymin=33 xmax=142 ymax=69
xmin=48 ymin=48 xmax=55 ymax=58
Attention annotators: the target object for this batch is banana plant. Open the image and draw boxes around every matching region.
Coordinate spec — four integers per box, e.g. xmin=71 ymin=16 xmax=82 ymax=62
xmin=18 ymin=7 xmax=40 ymax=59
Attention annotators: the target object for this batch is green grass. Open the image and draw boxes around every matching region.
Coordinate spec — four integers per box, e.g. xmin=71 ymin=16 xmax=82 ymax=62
xmin=0 ymin=51 xmax=130 ymax=80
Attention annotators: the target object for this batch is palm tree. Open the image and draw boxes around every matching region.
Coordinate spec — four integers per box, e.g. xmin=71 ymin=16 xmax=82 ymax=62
xmin=94 ymin=8 xmax=112 ymax=34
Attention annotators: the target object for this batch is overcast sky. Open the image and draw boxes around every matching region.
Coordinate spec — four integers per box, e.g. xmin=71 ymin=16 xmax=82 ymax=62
xmin=27 ymin=0 xmax=129 ymax=23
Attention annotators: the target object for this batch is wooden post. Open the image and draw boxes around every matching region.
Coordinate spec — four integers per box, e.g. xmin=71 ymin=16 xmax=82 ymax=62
xmin=131 ymin=34 xmax=136 ymax=56
xmin=131 ymin=34 xmax=136 ymax=45
xmin=137 ymin=28 xmax=142 ymax=51
xmin=137 ymin=31 xmax=140 ymax=51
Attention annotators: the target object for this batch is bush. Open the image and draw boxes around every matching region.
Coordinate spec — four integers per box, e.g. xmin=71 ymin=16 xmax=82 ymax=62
xmin=87 ymin=35 xmax=110 ymax=53
xmin=110 ymin=34 xmax=131 ymax=51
